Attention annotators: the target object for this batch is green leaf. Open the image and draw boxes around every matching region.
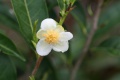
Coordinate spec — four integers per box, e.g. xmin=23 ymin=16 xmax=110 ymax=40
xmin=70 ymin=0 xmax=76 ymax=5
xmin=109 ymin=73 xmax=120 ymax=80
xmin=91 ymin=47 xmax=120 ymax=56
xmin=0 ymin=33 xmax=25 ymax=61
xmin=70 ymin=24 xmax=85 ymax=60
xmin=83 ymin=38 xmax=120 ymax=76
xmin=95 ymin=1 xmax=120 ymax=39
xmin=0 ymin=2 xmax=19 ymax=32
xmin=29 ymin=76 xmax=35 ymax=80
xmin=99 ymin=36 xmax=120 ymax=49
xmin=57 ymin=0 xmax=64 ymax=10
xmin=27 ymin=0 xmax=48 ymax=30
xmin=91 ymin=37 xmax=120 ymax=56
xmin=11 ymin=0 xmax=48 ymax=44
xmin=0 ymin=14 xmax=19 ymax=32
xmin=0 ymin=54 xmax=16 ymax=80
xmin=85 ymin=44 xmax=120 ymax=72
xmin=70 ymin=2 xmax=87 ymax=60
xmin=46 ymin=0 xmax=57 ymax=10
xmin=57 ymin=68 xmax=69 ymax=80
xmin=11 ymin=0 xmax=33 ymax=43
xmin=84 ymin=52 xmax=120 ymax=72
xmin=71 ymin=2 xmax=87 ymax=35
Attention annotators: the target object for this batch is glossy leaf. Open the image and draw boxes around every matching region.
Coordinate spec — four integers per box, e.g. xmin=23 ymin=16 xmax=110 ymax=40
xmin=0 ymin=54 xmax=16 ymax=80
xmin=11 ymin=0 xmax=48 ymax=45
xmin=27 ymin=0 xmax=48 ymax=30
xmin=0 ymin=33 xmax=25 ymax=61
xmin=11 ymin=0 xmax=33 ymax=43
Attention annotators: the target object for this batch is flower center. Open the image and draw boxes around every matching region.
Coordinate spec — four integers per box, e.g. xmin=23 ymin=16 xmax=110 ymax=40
xmin=43 ymin=30 xmax=59 ymax=44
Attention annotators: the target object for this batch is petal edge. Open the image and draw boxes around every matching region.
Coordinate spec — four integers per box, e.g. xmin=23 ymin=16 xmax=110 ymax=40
xmin=59 ymin=32 xmax=73 ymax=41
xmin=41 ymin=18 xmax=57 ymax=30
xmin=36 ymin=40 xmax=52 ymax=56
xmin=53 ymin=41 xmax=69 ymax=53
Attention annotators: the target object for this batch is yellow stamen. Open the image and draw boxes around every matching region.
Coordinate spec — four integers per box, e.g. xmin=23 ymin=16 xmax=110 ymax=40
xmin=43 ymin=30 xmax=59 ymax=44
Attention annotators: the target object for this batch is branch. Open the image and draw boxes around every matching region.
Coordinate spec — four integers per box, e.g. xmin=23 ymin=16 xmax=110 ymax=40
xmin=32 ymin=56 xmax=44 ymax=76
xmin=70 ymin=0 xmax=103 ymax=80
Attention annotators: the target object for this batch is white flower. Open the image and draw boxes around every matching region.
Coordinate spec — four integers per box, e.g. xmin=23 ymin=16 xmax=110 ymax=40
xmin=36 ymin=18 xmax=73 ymax=56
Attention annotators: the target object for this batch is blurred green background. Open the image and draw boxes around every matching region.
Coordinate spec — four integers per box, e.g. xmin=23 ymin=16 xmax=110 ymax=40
xmin=0 ymin=0 xmax=120 ymax=80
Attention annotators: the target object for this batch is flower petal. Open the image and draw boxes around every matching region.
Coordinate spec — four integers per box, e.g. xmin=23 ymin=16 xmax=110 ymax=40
xmin=54 ymin=25 xmax=64 ymax=32
xmin=36 ymin=40 xmax=52 ymax=56
xmin=41 ymin=18 xmax=57 ymax=30
xmin=53 ymin=41 xmax=68 ymax=53
xmin=59 ymin=32 xmax=73 ymax=41
xmin=36 ymin=29 xmax=46 ymax=39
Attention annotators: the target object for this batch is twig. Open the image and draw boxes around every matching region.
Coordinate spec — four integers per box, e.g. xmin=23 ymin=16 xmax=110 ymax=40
xmin=70 ymin=0 xmax=103 ymax=80
xmin=32 ymin=56 xmax=44 ymax=76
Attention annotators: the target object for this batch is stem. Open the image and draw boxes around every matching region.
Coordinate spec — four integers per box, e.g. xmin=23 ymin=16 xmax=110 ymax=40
xmin=33 ymin=20 xmax=38 ymax=43
xmin=70 ymin=0 xmax=103 ymax=80
xmin=59 ymin=1 xmax=76 ymax=25
xmin=32 ymin=56 xmax=44 ymax=76
xmin=59 ymin=11 xmax=69 ymax=25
